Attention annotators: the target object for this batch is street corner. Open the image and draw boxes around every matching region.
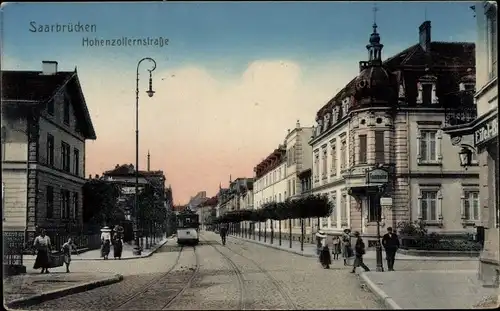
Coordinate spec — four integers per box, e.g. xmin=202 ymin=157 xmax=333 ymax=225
xmin=5 ymin=272 xmax=124 ymax=310
xmin=359 ymin=272 xmax=401 ymax=310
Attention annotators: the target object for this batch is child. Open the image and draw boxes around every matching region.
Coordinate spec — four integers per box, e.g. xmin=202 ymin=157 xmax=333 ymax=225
xmin=332 ymin=235 xmax=341 ymax=260
xmin=61 ymin=238 xmax=78 ymax=273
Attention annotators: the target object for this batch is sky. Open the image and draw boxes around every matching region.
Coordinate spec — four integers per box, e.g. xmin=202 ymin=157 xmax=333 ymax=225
xmin=1 ymin=1 xmax=476 ymax=204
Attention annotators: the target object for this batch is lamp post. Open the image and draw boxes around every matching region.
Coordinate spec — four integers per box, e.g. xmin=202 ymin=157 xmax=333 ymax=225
xmin=134 ymin=57 xmax=156 ymax=255
xmin=375 ymin=185 xmax=384 ymax=272
xmin=459 ymin=147 xmax=473 ymax=169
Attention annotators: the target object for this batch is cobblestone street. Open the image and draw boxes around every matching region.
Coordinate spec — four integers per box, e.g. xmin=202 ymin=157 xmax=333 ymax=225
xmin=18 ymin=232 xmax=384 ymax=310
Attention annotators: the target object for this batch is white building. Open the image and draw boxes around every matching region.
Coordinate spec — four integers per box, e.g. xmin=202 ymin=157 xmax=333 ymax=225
xmin=443 ymin=2 xmax=498 ymax=286
xmin=284 ymin=120 xmax=313 ymax=233
xmin=253 ymin=145 xmax=287 ymax=231
xmin=309 ymin=94 xmax=351 ymax=234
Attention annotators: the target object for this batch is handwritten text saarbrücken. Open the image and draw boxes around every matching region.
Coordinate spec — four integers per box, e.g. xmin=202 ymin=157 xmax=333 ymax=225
xmin=29 ymin=21 xmax=97 ymax=33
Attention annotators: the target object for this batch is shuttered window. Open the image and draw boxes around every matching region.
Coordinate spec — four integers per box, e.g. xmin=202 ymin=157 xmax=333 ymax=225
xmin=375 ymin=131 xmax=385 ymax=164
xmin=359 ymin=135 xmax=367 ymax=164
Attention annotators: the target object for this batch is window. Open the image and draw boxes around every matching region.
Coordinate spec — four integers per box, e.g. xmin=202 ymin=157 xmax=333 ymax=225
xmin=330 ymin=192 xmax=337 ymax=223
xmin=46 ymin=134 xmax=54 ymax=166
xmin=422 ymin=84 xmax=433 ymax=105
xmin=322 ymin=148 xmax=328 ymax=178
xmin=340 ymin=140 xmax=347 ymax=169
xmin=314 ymin=152 xmax=320 ymax=182
xmin=46 ymin=186 xmax=54 ymax=219
xmin=63 ymin=99 xmax=70 ymax=125
xmin=330 ymin=141 xmax=337 ymax=176
xmin=419 ymin=130 xmax=437 ymax=162
xmin=341 ymin=193 xmax=347 ymax=224
xmin=375 ymin=131 xmax=385 ymax=164
xmin=61 ymin=142 xmax=70 ymax=172
xmin=358 ymin=135 xmax=367 ymax=164
xmin=463 ymin=191 xmax=480 ymax=221
xmin=60 ymin=189 xmax=70 ymax=219
xmin=292 ymin=179 xmax=296 ymax=196
xmin=487 ymin=6 xmax=498 ymax=79
xmin=72 ymin=192 xmax=78 ymax=220
xmin=73 ymin=148 xmax=80 ymax=176
xmin=420 ymin=190 xmax=438 ymax=221
xmin=278 ymin=193 xmax=281 ymax=202
xmin=287 ymin=180 xmax=291 ymax=196
xmin=47 ymin=100 xmax=54 ymax=115
xmin=368 ymin=196 xmax=381 ymax=222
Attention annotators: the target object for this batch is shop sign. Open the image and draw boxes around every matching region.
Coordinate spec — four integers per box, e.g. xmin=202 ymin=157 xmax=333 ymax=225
xmin=475 ymin=118 xmax=498 ymax=146
xmin=366 ymin=168 xmax=389 ymax=184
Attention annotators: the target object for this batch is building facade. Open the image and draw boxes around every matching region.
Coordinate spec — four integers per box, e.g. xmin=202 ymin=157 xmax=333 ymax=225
xmin=253 ymin=145 xmax=287 ymax=231
xmin=309 ymin=96 xmax=351 ymax=234
xmin=2 ymin=61 xmax=96 ymax=242
xmin=310 ymin=20 xmax=480 ymax=246
xmin=443 ymin=1 xmax=498 ymax=287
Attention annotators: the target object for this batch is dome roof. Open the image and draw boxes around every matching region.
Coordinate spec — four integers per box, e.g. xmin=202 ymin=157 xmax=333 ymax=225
xmin=354 ymin=64 xmax=395 ymax=103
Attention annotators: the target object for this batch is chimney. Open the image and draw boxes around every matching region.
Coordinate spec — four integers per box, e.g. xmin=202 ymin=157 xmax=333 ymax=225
xmin=296 ymin=119 xmax=300 ymax=128
xmin=147 ymin=150 xmax=151 ymax=171
xmin=42 ymin=61 xmax=58 ymax=75
xmin=115 ymin=164 xmax=119 ymax=169
xmin=419 ymin=21 xmax=431 ymax=52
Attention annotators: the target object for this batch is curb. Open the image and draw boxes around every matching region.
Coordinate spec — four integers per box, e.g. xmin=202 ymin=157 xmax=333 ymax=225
xmin=228 ymin=235 xmax=317 ymax=258
xmin=229 ymin=235 xmax=477 ymax=261
xmin=359 ymin=272 xmax=402 ymax=310
xmin=5 ymin=274 xmax=124 ymax=309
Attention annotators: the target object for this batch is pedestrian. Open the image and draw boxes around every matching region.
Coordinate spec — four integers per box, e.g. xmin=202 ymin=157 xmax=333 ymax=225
xmin=351 ymin=231 xmax=370 ymax=273
xmin=100 ymin=226 xmax=112 ymax=260
xmin=332 ymin=235 xmax=341 ymax=260
xmin=341 ymin=228 xmax=353 ymax=266
xmin=316 ymin=230 xmax=332 ymax=269
xmin=382 ymin=227 xmax=400 ymax=271
xmin=113 ymin=232 xmax=123 ymax=260
xmin=219 ymin=222 xmax=228 ymax=245
xmin=33 ymin=229 xmax=52 ymax=274
xmin=61 ymin=237 xmax=78 ymax=273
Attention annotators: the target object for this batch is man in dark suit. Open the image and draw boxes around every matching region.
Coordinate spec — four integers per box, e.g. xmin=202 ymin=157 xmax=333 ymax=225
xmin=382 ymin=227 xmax=400 ymax=271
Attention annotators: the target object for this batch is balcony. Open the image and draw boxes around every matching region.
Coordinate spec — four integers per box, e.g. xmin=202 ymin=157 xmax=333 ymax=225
xmin=443 ymin=90 xmax=477 ymax=128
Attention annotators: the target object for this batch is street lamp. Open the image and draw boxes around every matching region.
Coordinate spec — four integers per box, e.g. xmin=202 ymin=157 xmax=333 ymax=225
xmin=375 ymin=185 xmax=385 ymax=272
xmin=459 ymin=147 xmax=473 ymax=169
xmin=134 ymin=57 xmax=157 ymax=255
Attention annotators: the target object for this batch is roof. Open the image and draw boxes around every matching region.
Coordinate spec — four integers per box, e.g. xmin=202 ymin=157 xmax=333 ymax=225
xmin=253 ymin=145 xmax=286 ymax=178
xmin=2 ymin=69 xmax=97 ymax=139
xmin=103 ymin=164 xmax=165 ymax=178
xmin=315 ymin=40 xmax=475 ymax=119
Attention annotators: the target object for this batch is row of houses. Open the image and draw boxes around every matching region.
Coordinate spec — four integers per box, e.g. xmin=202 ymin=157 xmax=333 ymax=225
xmin=1 ymin=61 xmax=174 ymax=246
xmin=208 ymin=9 xmax=498 ymax=286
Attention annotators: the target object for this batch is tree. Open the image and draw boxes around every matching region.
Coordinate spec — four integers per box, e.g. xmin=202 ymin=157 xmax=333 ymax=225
xmin=82 ymin=180 xmax=120 ymax=229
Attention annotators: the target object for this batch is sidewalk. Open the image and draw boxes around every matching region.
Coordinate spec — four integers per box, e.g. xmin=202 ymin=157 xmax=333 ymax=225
xmin=23 ymin=235 xmax=171 ymax=261
xmin=359 ymin=270 xmax=500 ymax=309
xmin=4 ymin=272 xmax=123 ymax=308
xmin=227 ymin=233 xmax=477 ymax=261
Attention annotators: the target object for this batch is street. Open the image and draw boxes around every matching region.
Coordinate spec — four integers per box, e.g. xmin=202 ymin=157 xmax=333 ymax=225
xmin=20 ymin=232 xmax=383 ymax=310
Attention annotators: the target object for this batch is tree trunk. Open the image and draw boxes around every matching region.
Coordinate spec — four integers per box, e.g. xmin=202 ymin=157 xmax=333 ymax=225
xmin=270 ymin=220 xmax=274 ymax=244
xmin=279 ymin=220 xmax=282 ymax=246
xmin=258 ymin=222 xmax=261 ymax=241
xmin=289 ymin=218 xmax=292 ymax=249
xmin=301 ymin=218 xmax=305 ymax=252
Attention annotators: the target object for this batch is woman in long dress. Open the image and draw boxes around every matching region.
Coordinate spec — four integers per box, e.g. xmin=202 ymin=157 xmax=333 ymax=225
xmin=33 ymin=229 xmax=51 ymax=273
xmin=316 ymin=231 xmax=332 ymax=269
xmin=341 ymin=229 xmax=353 ymax=266
xmin=101 ymin=226 xmax=112 ymax=260
xmin=113 ymin=233 xmax=123 ymax=260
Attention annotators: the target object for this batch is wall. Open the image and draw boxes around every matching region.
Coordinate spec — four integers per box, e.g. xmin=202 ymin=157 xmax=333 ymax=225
xmin=2 ymin=169 xmax=28 ymax=230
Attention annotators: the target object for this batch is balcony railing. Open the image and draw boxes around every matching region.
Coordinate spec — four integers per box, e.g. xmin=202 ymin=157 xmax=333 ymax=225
xmin=443 ymin=90 xmax=477 ymax=128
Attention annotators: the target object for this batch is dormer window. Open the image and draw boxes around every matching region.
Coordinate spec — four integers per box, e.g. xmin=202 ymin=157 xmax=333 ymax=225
xmin=323 ymin=113 xmax=330 ymax=131
xmin=332 ymin=106 xmax=339 ymax=124
xmin=416 ymin=74 xmax=438 ymax=105
xmin=342 ymin=98 xmax=350 ymax=116
xmin=316 ymin=119 xmax=323 ymax=135
xmin=459 ymin=82 xmax=475 ymax=92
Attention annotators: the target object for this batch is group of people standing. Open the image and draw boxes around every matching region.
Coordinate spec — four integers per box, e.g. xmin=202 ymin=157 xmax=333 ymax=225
xmin=100 ymin=225 xmax=124 ymax=260
xmin=315 ymin=227 xmax=400 ymax=273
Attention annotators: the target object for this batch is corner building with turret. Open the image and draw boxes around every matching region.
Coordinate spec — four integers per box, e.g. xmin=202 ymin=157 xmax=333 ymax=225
xmin=309 ymin=19 xmax=480 ymax=246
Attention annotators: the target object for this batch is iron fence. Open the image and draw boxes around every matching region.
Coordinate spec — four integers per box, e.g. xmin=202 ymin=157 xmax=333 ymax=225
xmin=3 ymin=231 xmax=25 ymax=266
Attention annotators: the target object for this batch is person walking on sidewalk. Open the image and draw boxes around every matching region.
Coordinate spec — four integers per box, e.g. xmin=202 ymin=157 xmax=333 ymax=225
xmin=351 ymin=231 xmax=370 ymax=273
xmin=332 ymin=235 xmax=342 ymax=260
xmin=382 ymin=227 xmax=400 ymax=271
xmin=100 ymin=226 xmax=112 ymax=260
xmin=113 ymin=232 xmax=123 ymax=260
xmin=341 ymin=229 xmax=353 ymax=266
xmin=33 ymin=229 xmax=52 ymax=274
xmin=61 ymin=238 xmax=78 ymax=273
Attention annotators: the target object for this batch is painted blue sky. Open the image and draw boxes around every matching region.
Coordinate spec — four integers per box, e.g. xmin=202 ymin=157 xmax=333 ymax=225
xmin=2 ymin=1 xmax=476 ymax=74
xmin=0 ymin=1 xmax=477 ymax=203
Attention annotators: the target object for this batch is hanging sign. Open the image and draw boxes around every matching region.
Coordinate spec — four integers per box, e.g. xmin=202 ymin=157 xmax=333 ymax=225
xmin=474 ymin=117 xmax=498 ymax=146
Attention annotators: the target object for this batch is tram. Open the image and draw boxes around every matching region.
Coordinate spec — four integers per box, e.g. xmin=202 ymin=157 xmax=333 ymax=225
xmin=176 ymin=209 xmax=200 ymax=245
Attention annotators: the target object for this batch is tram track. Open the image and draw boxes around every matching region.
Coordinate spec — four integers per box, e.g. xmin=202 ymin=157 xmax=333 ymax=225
xmin=113 ymin=245 xmax=200 ymax=310
xmin=223 ymin=237 xmax=299 ymax=310
xmin=201 ymin=236 xmax=246 ymax=310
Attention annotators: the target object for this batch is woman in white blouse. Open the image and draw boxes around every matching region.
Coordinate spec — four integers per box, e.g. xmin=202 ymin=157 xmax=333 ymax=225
xmin=33 ymin=229 xmax=52 ymax=273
